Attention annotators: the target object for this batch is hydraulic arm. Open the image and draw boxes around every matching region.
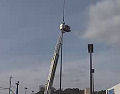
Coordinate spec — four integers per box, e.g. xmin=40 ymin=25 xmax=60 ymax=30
xmin=44 ymin=23 xmax=71 ymax=94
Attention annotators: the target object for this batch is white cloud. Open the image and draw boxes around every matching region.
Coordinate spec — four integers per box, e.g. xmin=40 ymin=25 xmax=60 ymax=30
xmin=83 ymin=0 xmax=120 ymax=44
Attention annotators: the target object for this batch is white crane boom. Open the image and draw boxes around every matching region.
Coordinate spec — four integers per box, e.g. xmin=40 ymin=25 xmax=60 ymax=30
xmin=44 ymin=23 xmax=71 ymax=94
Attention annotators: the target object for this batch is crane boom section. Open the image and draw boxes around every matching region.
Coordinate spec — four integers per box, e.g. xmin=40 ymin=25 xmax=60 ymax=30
xmin=44 ymin=32 xmax=63 ymax=94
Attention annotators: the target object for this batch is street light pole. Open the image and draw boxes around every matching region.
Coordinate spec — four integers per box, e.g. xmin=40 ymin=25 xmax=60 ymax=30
xmin=25 ymin=87 xmax=27 ymax=94
xmin=92 ymin=69 xmax=95 ymax=94
xmin=9 ymin=76 xmax=12 ymax=94
xmin=32 ymin=91 xmax=34 ymax=94
xmin=16 ymin=81 xmax=19 ymax=94
xmin=88 ymin=44 xmax=94 ymax=94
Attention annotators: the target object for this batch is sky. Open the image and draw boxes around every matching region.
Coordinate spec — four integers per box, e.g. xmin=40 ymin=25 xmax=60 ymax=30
xmin=0 ymin=0 xmax=120 ymax=94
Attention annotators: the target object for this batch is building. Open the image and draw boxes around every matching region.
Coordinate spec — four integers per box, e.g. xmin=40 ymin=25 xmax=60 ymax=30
xmin=84 ymin=88 xmax=90 ymax=94
xmin=106 ymin=83 xmax=120 ymax=94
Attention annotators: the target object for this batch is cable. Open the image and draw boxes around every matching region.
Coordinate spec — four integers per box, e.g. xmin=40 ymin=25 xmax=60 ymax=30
xmin=62 ymin=0 xmax=66 ymax=23
xmin=0 ymin=87 xmax=9 ymax=90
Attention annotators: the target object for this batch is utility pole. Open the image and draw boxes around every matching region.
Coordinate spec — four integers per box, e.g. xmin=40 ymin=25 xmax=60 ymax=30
xmin=88 ymin=44 xmax=94 ymax=94
xmin=16 ymin=81 xmax=19 ymax=94
xmin=9 ymin=76 xmax=12 ymax=94
xmin=25 ymin=87 xmax=27 ymax=94
xmin=32 ymin=91 xmax=34 ymax=94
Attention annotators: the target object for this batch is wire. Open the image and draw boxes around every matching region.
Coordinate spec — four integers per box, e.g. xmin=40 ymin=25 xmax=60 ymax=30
xmin=0 ymin=87 xmax=9 ymax=90
xmin=62 ymin=0 xmax=66 ymax=23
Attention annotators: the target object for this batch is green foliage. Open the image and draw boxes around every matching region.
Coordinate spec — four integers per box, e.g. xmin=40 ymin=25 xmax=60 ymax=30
xmin=35 ymin=87 xmax=106 ymax=94
xmin=95 ymin=90 xmax=106 ymax=94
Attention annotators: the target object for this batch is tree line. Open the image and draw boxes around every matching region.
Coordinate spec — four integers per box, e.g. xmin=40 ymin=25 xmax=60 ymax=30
xmin=35 ymin=86 xmax=106 ymax=94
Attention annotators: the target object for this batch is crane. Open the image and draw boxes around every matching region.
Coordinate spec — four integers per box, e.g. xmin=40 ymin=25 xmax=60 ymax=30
xmin=44 ymin=0 xmax=71 ymax=94
xmin=44 ymin=23 xmax=71 ymax=94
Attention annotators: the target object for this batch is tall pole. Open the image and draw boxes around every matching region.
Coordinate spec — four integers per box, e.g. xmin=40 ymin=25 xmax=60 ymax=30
xmin=16 ymin=81 xmax=19 ymax=94
xmin=9 ymin=76 xmax=12 ymax=94
xmin=88 ymin=44 xmax=93 ymax=94
xmin=90 ymin=53 xmax=93 ymax=94
xmin=59 ymin=32 xmax=63 ymax=94
xmin=90 ymin=52 xmax=92 ymax=94
xmin=25 ymin=87 xmax=27 ymax=94
xmin=92 ymin=69 xmax=95 ymax=94
xmin=32 ymin=91 xmax=34 ymax=94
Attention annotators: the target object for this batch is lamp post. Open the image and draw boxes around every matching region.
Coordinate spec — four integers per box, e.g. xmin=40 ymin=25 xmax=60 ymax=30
xmin=16 ymin=81 xmax=19 ymax=94
xmin=9 ymin=76 xmax=12 ymax=94
xmin=92 ymin=69 xmax=95 ymax=94
xmin=25 ymin=87 xmax=27 ymax=94
xmin=31 ymin=91 xmax=34 ymax=94
xmin=88 ymin=44 xmax=94 ymax=94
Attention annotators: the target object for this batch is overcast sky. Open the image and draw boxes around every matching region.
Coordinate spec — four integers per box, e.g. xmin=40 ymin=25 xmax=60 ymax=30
xmin=0 ymin=0 xmax=120 ymax=94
